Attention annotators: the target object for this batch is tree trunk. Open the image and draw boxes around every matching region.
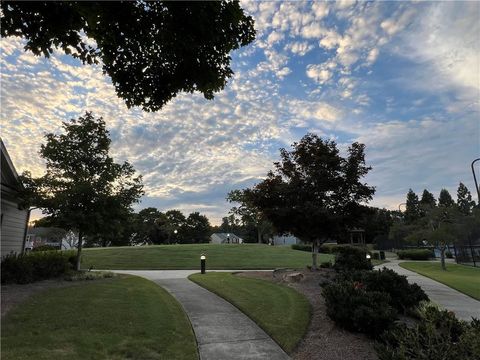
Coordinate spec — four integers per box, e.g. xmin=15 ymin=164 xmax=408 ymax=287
xmin=257 ymin=228 xmax=262 ymax=244
xmin=311 ymin=239 xmax=318 ymax=270
xmin=440 ymin=246 xmax=446 ymax=271
xmin=76 ymin=230 xmax=83 ymax=271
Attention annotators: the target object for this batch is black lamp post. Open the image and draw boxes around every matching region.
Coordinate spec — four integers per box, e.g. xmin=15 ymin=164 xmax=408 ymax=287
xmin=472 ymin=158 xmax=480 ymax=204
xmin=200 ymin=253 xmax=206 ymax=274
xmin=227 ymin=233 xmax=230 ymax=244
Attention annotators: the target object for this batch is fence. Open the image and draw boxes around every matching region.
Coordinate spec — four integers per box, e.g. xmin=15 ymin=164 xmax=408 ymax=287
xmin=454 ymin=245 xmax=480 ymax=268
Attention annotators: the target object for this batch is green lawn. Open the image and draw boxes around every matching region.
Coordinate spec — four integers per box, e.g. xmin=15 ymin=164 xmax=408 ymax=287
xmin=189 ymin=272 xmax=311 ymax=353
xmin=2 ymin=276 xmax=198 ymax=360
xmin=82 ymin=244 xmax=333 ymax=270
xmin=400 ymin=262 xmax=480 ymax=300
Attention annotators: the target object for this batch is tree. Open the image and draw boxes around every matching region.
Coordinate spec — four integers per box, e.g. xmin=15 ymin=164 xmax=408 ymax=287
xmin=185 ymin=212 xmax=211 ymax=243
xmin=131 ymin=207 xmax=168 ymax=245
xmin=438 ymin=189 xmax=455 ymax=208
xmin=404 ymin=189 xmax=421 ymax=224
xmin=457 ymin=182 xmax=476 ymax=215
xmin=20 ymin=112 xmax=144 ymax=270
xmin=246 ymin=134 xmax=375 ymax=269
xmin=420 ymin=189 xmax=436 ymax=208
xmin=164 ymin=210 xmax=187 ymax=243
xmin=227 ymin=189 xmax=274 ymax=243
xmin=1 ymin=1 xmax=255 ymax=112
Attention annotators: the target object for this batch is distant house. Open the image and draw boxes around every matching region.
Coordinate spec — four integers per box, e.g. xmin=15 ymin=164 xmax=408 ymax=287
xmin=210 ymin=233 xmax=243 ymax=244
xmin=271 ymin=234 xmax=300 ymax=246
xmin=26 ymin=227 xmax=66 ymax=250
xmin=1 ymin=139 xmax=29 ymax=256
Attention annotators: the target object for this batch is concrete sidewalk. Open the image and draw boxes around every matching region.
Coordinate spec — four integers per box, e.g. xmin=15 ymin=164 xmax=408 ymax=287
xmin=376 ymin=261 xmax=480 ymax=321
xmin=114 ymin=270 xmax=289 ymax=360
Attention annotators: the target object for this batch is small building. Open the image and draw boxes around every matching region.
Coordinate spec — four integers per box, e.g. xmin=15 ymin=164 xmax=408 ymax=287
xmin=210 ymin=233 xmax=243 ymax=244
xmin=1 ymin=139 xmax=29 ymax=256
xmin=26 ymin=227 xmax=67 ymax=250
xmin=271 ymin=234 xmax=300 ymax=246
xmin=348 ymin=228 xmax=366 ymax=246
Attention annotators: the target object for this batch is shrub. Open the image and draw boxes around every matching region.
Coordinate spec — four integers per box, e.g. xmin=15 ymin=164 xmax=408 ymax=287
xmin=373 ymin=252 xmax=380 ymax=260
xmin=346 ymin=268 xmax=429 ymax=313
xmin=334 ymin=246 xmax=373 ymax=272
xmin=291 ymin=244 xmax=312 ymax=252
xmin=32 ymin=245 xmax=58 ymax=252
xmin=376 ymin=306 xmax=480 ymax=360
xmin=64 ymin=270 xmax=115 ymax=281
xmin=319 ymin=261 xmax=332 ymax=268
xmin=446 ymin=251 xmax=453 ymax=259
xmin=1 ymin=251 xmax=75 ymax=284
xmin=322 ymin=281 xmax=396 ymax=338
xmin=397 ymin=249 xmax=433 ymax=260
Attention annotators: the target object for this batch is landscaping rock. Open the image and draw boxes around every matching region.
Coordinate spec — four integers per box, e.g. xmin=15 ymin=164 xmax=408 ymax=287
xmin=284 ymin=272 xmax=304 ymax=282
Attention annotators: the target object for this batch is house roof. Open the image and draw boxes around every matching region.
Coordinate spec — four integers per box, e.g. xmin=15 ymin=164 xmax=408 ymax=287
xmin=211 ymin=233 xmax=243 ymax=241
xmin=1 ymin=138 xmax=22 ymax=194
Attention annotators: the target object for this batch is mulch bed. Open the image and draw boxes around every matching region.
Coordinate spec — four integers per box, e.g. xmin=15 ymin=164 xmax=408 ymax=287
xmin=237 ymin=269 xmax=379 ymax=360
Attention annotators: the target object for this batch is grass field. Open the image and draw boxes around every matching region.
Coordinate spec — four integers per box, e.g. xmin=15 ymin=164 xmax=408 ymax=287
xmin=189 ymin=272 xmax=310 ymax=353
xmin=82 ymin=244 xmax=333 ymax=270
xmin=2 ymin=276 xmax=198 ymax=360
xmin=400 ymin=262 xmax=480 ymax=300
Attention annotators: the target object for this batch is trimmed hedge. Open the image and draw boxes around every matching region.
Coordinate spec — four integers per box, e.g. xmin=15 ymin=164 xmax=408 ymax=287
xmin=1 ymin=251 xmax=76 ymax=284
xmin=322 ymin=281 xmax=396 ymax=338
xmin=291 ymin=244 xmax=312 ymax=252
xmin=376 ymin=306 xmax=480 ymax=360
xmin=397 ymin=249 xmax=433 ymax=260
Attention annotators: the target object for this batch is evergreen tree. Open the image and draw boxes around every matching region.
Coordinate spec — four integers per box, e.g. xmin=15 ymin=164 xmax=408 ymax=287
xmin=405 ymin=189 xmax=421 ymax=224
xmin=420 ymin=189 xmax=436 ymax=208
xmin=438 ymin=189 xmax=455 ymax=208
xmin=456 ymin=182 xmax=475 ymax=215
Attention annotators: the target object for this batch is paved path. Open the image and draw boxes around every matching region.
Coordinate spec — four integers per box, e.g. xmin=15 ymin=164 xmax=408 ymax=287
xmin=113 ymin=270 xmax=289 ymax=360
xmin=375 ymin=261 xmax=480 ymax=321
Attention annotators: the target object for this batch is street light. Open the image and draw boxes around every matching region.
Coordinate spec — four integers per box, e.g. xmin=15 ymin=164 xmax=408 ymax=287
xmin=227 ymin=233 xmax=230 ymax=244
xmin=200 ymin=253 xmax=206 ymax=274
xmin=366 ymin=254 xmax=371 ymax=260
xmin=471 ymin=158 xmax=480 ymax=204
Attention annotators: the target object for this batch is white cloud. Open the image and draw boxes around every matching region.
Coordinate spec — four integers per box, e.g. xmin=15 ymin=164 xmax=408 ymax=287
xmin=306 ymin=63 xmax=334 ymax=84
xmin=284 ymin=41 xmax=314 ymax=56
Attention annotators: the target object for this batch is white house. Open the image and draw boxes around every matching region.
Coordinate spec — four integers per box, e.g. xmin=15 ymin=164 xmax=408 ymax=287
xmin=271 ymin=234 xmax=301 ymax=246
xmin=210 ymin=233 xmax=243 ymax=244
xmin=1 ymin=139 xmax=29 ymax=256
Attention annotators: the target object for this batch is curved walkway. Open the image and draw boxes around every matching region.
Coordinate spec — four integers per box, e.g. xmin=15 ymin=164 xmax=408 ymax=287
xmin=375 ymin=261 xmax=480 ymax=321
xmin=114 ymin=270 xmax=290 ymax=360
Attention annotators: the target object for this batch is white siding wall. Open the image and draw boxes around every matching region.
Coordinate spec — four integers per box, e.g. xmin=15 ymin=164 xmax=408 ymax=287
xmin=1 ymin=199 xmax=28 ymax=256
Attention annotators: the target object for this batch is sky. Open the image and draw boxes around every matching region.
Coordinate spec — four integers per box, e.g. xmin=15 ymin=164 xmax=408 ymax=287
xmin=1 ymin=1 xmax=479 ymax=225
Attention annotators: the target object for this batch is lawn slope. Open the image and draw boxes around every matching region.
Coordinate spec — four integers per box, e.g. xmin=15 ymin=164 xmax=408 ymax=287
xmin=2 ymin=276 xmax=198 ymax=360
xmin=82 ymin=243 xmax=332 ymax=270
xmin=400 ymin=262 xmax=480 ymax=300
xmin=189 ymin=272 xmax=311 ymax=353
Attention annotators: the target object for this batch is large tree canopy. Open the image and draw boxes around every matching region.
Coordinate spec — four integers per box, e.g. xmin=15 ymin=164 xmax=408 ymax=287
xmin=1 ymin=1 xmax=255 ymax=111
xmin=244 ymin=133 xmax=375 ymax=268
xmin=21 ymin=112 xmax=144 ymax=269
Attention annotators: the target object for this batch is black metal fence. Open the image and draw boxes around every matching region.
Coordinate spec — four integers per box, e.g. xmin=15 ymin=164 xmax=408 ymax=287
xmin=454 ymin=245 xmax=480 ymax=268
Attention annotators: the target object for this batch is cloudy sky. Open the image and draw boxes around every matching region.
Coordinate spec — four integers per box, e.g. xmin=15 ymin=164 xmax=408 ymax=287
xmin=1 ymin=1 xmax=479 ymax=225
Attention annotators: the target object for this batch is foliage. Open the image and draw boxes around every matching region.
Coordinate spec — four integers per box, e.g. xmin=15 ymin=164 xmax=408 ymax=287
xmin=185 ymin=212 xmax=211 ymax=243
xmin=319 ymin=261 xmax=333 ymax=268
xmin=227 ymin=189 xmax=274 ymax=243
xmin=346 ymin=268 xmax=428 ymax=313
xmin=32 ymin=245 xmax=58 ymax=252
xmin=457 ymin=182 xmax=476 ymax=215
xmin=1 ymin=1 xmax=255 ymax=112
xmin=405 ymin=189 xmax=421 ymax=224
xmin=189 ymin=272 xmax=310 ymax=353
xmin=64 ymin=270 xmax=115 ymax=281
xmin=20 ymin=112 xmax=144 ymax=270
xmin=397 ymin=249 xmax=433 ymax=260
xmin=333 ymin=245 xmax=373 ymax=272
xmin=291 ymin=244 xmax=312 ymax=252
xmin=420 ymin=189 xmax=436 ymax=209
xmin=376 ymin=306 xmax=480 ymax=360
xmin=1 ymin=251 xmax=75 ymax=284
xmin=438 ymin=188 xmax=455 ymax=208
xmin=322 ymin=281 xmax=396 ymax=338
xmin=243 ymin=134 xmax=375 ymax=268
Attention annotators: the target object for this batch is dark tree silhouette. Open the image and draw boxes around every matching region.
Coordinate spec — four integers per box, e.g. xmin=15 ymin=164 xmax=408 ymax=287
xmin=1 ymin=1 xmax=255 ymax=111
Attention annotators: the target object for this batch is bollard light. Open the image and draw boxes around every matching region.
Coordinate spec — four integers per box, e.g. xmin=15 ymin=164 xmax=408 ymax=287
xmin=200 ymin=253 xmax=206 ymax=274
xmin=366 ymin=254 xmax=371 ymax=260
